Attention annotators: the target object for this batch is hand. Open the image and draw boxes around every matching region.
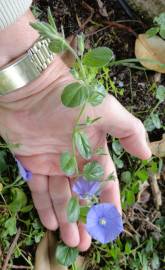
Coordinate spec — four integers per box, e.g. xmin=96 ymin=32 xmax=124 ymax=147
xmin=0 ymin=55 xmax=151 ymax=251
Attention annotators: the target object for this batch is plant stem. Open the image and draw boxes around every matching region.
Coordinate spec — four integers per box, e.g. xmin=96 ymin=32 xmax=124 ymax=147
xmin=150 ymin=101 xmax=161 ymax=115
xmin=72 ymin=103 xmax=86 ymax=175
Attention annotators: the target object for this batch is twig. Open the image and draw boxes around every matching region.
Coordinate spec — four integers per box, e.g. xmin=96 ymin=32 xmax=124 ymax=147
xmin=76 ymin=1 xmax=94 ymax=31
xmin=105 ymin=21 xmax=137 ymax=37
xmin=148 ymin=170 xmax=162 ymax=210
xmin=7 ymin=265 xmax=32 ymax=269
xmin=2 ymin=228 xmax=21 ymax=270
xmin=85 ymin=21 xmax=137 ymax=38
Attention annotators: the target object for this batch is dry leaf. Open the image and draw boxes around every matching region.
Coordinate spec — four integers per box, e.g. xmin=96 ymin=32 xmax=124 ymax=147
xmin=137 ymin=181 xmax=150 ymax=203
xmin=135 ymin=34 xmax=165 ymax=73
xmin=61 ymin=35 xmax=77 ymax=68
xmin=148 ymin=170 xmax=162 ymax=209
xmin=35 ymin=231 xmax=85 ymax=270
xmin=149 ymin=134 xmax=165 ymax=157
xmin=97 ymin=0 xmax=109 ymax=18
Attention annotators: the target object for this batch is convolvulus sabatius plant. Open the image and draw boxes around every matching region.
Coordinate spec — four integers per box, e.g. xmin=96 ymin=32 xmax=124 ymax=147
xmin=18 ymin=8 xmax=125 ymax=268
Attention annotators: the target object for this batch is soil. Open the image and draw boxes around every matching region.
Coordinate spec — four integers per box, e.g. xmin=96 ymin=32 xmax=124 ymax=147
xmin=35 ymin=0 xmax=165 ymax=141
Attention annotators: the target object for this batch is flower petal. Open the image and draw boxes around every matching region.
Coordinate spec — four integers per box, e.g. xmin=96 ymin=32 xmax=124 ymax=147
xmin=15 ymin=158 xmax=32 ymax=181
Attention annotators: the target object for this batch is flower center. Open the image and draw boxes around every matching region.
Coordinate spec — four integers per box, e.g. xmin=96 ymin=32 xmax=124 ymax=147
xmin=99 ymin=217 xmax=107 ymax=226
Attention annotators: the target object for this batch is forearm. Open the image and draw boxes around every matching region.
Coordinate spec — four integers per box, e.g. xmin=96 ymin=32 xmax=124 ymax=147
xmin=0 ymin=10 xmax=39 ymax=68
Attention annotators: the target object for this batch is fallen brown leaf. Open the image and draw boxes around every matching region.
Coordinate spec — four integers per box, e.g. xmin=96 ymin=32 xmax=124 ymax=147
xmin=149 ymin=134 xmax=165 ymax=157
xmin=135 ymin=34 xmax=165 ymax=73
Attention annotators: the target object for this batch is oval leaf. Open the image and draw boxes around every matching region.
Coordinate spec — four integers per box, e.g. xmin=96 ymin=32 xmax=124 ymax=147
xmin=61 ymin=82 xmax=88 ymax=108
xmin=60 ymin=152 xmax=76 ymax=176
xmin=83 ymin=161 xmax=104 ymax=180
xmin=67 ymin=197 xmax=80 ymax=223
xmin=156 ymin=85 xmax=165 ymax=102
xmin=83 ymin=47 xmax=114 ymax=68
xmin=56 ymin=244 xmax=79 ymax=266
xmin=88 ymin=84 xmax=107 ymax=106
xmin=75 ymin=131 xmax=92 ymax=160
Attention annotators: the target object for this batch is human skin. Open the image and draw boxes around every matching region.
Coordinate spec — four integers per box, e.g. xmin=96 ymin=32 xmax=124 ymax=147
xmin=0 ymin=10 xmax=151 ymax=251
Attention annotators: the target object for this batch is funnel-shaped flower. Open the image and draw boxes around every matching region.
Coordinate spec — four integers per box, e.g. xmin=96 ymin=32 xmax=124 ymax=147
xmin=72 ymin=177 xmax=100 ymax=199
xmin=86 ymin=203 xmax=123 ymax=244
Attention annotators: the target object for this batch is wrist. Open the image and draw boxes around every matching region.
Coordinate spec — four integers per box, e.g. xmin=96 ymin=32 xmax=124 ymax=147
xmin=0 ymin=10 xmax=39 ymax=68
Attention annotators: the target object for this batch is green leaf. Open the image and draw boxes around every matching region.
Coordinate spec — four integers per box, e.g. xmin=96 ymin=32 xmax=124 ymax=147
xmin=55 ymin=244 xmax=79 ymax=266
xmin=112 ymin=140 xmax=123 ymax=156
xmin=5 ymin=216 xmax=17 ymax=236
xmin=0 ymin=151 xmax=7 ymax=173
xmin=154 ymin=13 xmax=165 ymax=27
xmin=20 ymin=205 xmax=33 ymax=213
xmin=135 ymin=169 xmax=148 ymax=182
xmin=126 ymin=190 xmax=135 ymax=206
xmin=61 ymin=82 xmax=88 ymax=108
xmin=121 ymin=171 xmax=132 ymax=184
xmin=125 ymin=242 xmax=132 ymax=255
xmin=160 ymin=25 xmax=165 ymax=39
xmin=30 ymin=22 xmax=56 ymax=40
xmin=151 ymin=113 xmax=161 ymax=129
xmin=83 ymin=47 xmax=114 ymax=67
xmin=60 ymin=152 xmax=76 ymax=176
xmin=156 ymin=85 xmax=165 ymax=102
xmin=47 ymin=7 xmax=57 ymax=31
xmin=146 ymin=27 xmax=159 ymax=37
xmin=88 ymin=84 xmax=107 ymax=106
xmin=144 ymin=118 xmax=155 ymax=132
xmin=83 ymin=161 xmax=104 ymax=180
xmin=67 ymin=197 xmax=80 ymax=223
xmin=75 ymin=131 xmax=92 ymax=160
xmin=113 ymin=154 xmax=124 ymax=169
xmin=9 ymin=188 xmax=27 ymax=213
xmin=49 ymin=39 xmax=68 ymax=53
xmin=151 ymin=253 xmax=160 ymax=270
xmin=77 ymin=34 xmax=85 ymax=56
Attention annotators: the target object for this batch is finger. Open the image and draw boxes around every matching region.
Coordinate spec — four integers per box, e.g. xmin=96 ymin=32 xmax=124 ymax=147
xmin=69 ymin=179 xmax=92 ymax=251
xmin=28 ymin=174 xmax=58 ymax=230
xmin=77 ymin=223 xmax=91 ymax=252
xmin=96 ymin=144 xmax=122 ymax=214
xmin=49 ymin=175 xmax=80 ymax=247
xmin=95 ymin=94 xmax=151 ymax=160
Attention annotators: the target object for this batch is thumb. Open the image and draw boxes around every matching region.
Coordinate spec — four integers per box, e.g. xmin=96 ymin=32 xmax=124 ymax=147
xmin=96 ymin=95 xmax=152 ymax=160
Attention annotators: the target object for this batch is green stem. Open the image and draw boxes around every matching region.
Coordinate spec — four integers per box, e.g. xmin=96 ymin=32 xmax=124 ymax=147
xmin=150 ymin=100 xmax=161 ymax=115
xmin=72 ymin=103 xmax=86 ymax=176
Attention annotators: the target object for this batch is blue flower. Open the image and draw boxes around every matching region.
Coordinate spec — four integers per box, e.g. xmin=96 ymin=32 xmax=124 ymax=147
xmin=15 ymin=158 xmax=32 ymax=181
xmin=86 ymin=203 xmax=123 ymax=244
xmin=72 ymin=177 xmax=100 ymax=199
